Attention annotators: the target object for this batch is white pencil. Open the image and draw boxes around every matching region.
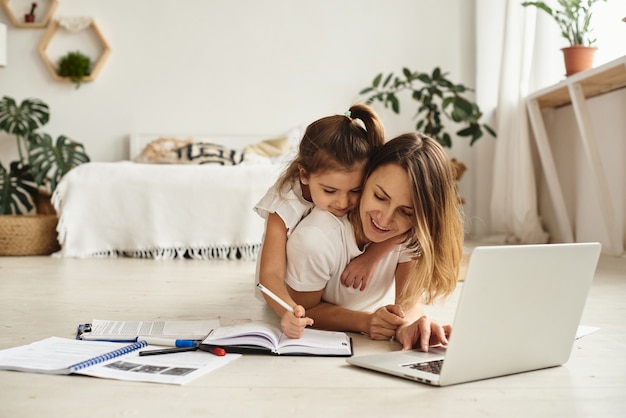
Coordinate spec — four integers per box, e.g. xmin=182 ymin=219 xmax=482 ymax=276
xmin=256 ymin=283 xmax=294 ymax=313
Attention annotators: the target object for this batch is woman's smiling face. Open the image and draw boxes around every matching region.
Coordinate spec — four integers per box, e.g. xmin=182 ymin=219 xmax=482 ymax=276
xmin=359 ymin=163 xmax=415 ymax=244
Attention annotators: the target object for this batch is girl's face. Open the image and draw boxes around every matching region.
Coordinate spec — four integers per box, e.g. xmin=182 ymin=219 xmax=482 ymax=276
xmin=359 ymin=163 xmax=415 ymax=243
xmin=300 ymin=162 xmax=365 ymax=217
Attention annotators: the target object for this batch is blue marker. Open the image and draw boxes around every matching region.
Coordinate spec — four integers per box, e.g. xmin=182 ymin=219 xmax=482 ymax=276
xmin=142 ymin=337 xmax=198 ymax=347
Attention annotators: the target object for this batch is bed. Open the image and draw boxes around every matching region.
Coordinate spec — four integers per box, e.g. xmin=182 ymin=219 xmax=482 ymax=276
xmin=52 ymin=132 xmax=301 ymax=260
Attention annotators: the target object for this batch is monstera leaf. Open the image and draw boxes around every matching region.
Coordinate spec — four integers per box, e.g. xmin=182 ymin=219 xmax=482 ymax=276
xmin=28 ymin=133 xmax=90 ymax=193
xmin=0 ymin=161 xmax=38 ymax=215
xmin=0 ymin=96 xmax=50 ymax=163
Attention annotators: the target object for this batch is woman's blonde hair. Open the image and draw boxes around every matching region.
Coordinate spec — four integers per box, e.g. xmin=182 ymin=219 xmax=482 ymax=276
xmin=276 ymin=104 xmax=385 ymax=192
xmin=354 ymin=132 xmax=464 ymax=306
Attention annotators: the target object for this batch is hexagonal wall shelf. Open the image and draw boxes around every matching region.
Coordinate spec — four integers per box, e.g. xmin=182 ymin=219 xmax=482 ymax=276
xmin=38 ymin=19 xmax=111 ymax=84
xmin=1 ymin=0 xmax=58 ymax=28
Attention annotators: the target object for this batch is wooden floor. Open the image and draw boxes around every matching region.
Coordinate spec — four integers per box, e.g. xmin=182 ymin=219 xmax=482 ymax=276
xmin=0 ymin=250 xmax=625 ymax=418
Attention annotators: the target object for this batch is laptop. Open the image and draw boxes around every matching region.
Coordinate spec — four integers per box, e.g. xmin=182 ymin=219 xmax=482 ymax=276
xmin=346 ymin=242 xmax=601 ymax=386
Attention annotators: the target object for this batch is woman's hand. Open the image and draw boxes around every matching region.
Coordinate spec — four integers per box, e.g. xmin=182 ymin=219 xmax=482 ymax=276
xmin=395 ymin=315 xmax=452 ymax=351
xmin=280 ymin=305 xmax=314 ymax=339
xmin=366 ymin=305 xmax=407 ymax=340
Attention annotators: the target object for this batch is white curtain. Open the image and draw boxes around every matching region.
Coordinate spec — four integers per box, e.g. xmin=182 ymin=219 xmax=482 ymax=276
xmin=476 ymin=0 xmax=562 ymax=245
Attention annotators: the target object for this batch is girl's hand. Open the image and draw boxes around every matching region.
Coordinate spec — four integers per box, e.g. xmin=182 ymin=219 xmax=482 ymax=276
xmin=366 ymin=305 xmax=406 ymax=340
xmin=341 ymin=254 xmax=375 ymax=291
xmin=395 ymin=315 xmax=452 ymax=351
xmin=280 ymin=305 xmax=314 ymax=339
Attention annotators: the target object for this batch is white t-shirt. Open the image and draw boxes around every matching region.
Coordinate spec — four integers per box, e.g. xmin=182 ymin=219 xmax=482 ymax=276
xmin=254 ymin=179 xmax=314 ymax=235
xmin=254 ymin=179 xmax=315 ymax=300
xmin=285 ymin=207 xmax=414 ymax=312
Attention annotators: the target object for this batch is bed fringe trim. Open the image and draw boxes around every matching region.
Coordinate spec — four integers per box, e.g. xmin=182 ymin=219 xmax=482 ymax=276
xmin=53 ymin=244 xmax=261 ymax=261
xmin=52 ymin=189 xmax=261 ymax=260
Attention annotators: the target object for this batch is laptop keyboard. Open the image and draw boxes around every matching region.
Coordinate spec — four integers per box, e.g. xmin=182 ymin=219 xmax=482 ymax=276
xmin=403 ymin=359 xmax=444 ymax=374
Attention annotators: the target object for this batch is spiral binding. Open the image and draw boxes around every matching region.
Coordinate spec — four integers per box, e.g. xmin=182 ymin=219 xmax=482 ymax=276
xmin=70 ymin=340 xmax=148 ymax=371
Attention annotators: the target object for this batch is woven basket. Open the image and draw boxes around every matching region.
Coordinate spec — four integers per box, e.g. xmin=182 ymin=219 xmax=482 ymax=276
xmin=0 ymin=215 xmax=61 ymax=256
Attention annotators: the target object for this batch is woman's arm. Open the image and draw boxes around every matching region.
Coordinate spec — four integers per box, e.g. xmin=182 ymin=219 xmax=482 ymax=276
xmin=287 ymin=286 xmax=406 ymax=339
xmin=258 ymin=213 xmax=313 ymax=337
xmin=284 ymin=209 xmax=405 ymax=339
xmin=393 ymin=259 xmax=451 ymax=351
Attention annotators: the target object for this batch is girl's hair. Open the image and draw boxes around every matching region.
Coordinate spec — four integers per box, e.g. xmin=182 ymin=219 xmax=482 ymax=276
xmin=276 ymin=104 xmax=385 ymax=192
xmin=354 ymin=132 xmax=464 ymax=306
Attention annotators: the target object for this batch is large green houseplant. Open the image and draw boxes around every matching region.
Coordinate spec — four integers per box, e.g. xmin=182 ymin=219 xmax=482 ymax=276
xmin=521 ymin=0 xmax=607 ymax=75
xmin=359 ymin=66 xmax=496 ymax=148
xmin=0 ymin=96 xmax=90 ymax=215
xmin=0 ymin=96 xmax=90 ymax=255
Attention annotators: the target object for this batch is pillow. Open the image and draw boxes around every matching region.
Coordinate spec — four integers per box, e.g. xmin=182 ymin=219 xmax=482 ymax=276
xmin=134 ymin=138 xmax=243 ymax=165
xmin=133 ymin=137 xmax=193 ymax=163
xmin=242 ymin=136 xmax=289 ymax=158
xmin=176 ymin=142 xmax=243 ymax=165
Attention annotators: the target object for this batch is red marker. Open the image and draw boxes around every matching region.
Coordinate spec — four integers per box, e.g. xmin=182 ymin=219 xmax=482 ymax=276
xmin=211 ymin=347 xmax=226 ymax=356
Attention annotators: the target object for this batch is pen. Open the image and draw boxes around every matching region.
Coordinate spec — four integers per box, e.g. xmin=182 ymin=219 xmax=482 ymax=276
xmin=256 ymin=283 xmax=294 ymax=313
xmin=142 ymin=337 xmax=198 ymax=347
xmin=139 ymin=345 xmax=199 ymax=356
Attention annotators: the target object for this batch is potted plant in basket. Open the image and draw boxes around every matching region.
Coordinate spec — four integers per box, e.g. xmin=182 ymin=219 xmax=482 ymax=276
xmin=0 ymin=95 xmax=90 ymax=255
xmin=521 ymin=0 xmax=607 ymax=76
xmin=359 ymin=66 xmax=496 ymax=189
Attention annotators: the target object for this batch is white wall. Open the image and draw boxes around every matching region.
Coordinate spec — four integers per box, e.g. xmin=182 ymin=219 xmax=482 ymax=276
xmin=0 ymin=0 xmax=487 ymax=239
xmin=0 ymin=0 xmax=475 ymax=162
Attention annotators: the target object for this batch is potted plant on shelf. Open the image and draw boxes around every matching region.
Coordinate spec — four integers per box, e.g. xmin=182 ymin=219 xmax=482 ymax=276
xmin=57 ymin=50 xmax=92 ymax=89
xmin=0 ymin=96 xmax=90 ymax=255
xmin=521 ymin=0 xmax=607 ymax=76
xmin=24 ymin=2 xmax=37 ymax=23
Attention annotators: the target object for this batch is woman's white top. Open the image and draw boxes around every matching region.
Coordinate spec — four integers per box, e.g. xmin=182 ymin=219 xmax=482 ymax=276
xmin=285 ymin=207 xmax=414 ymax=312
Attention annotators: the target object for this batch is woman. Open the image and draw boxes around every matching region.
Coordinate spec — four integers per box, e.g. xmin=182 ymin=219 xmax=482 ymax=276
xmin=284 ymin=132 xmax=464 ymax=351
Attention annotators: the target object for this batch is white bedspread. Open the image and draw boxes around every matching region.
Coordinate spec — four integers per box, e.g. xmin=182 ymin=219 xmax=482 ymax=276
xmin=52 ymin=161 xmax=282 ymax=260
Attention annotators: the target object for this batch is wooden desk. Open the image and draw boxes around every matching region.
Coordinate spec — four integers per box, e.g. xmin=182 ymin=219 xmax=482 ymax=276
xmin=526 ymin=55 xmax=626 ymax=254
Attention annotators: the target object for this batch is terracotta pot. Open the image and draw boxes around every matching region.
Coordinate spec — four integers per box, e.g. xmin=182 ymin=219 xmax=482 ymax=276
xmin=24 ymin=14 xmax=35 ymax=23
xmin=561 ymin=46 xmax=596 ymax=77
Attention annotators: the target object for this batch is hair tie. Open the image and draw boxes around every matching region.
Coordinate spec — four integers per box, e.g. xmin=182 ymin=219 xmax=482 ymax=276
xmin=344 ymin=110 xmax=352 ymax=120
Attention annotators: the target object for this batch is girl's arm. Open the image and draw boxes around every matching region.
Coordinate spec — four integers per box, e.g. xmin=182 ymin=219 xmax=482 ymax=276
xmin=259 ymin=213 xmax=313 ymax=337
xmin=340 ymin=237 xmax=400 ymax=291
xmin=287 ymin=286 xmax=406 ymax=340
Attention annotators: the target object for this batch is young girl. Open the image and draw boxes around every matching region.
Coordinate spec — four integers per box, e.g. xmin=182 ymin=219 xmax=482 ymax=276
xmin=255 ymin=104 xmax=394 ymax=338
xmin=284 ymin=132 xmax=464 ymax=351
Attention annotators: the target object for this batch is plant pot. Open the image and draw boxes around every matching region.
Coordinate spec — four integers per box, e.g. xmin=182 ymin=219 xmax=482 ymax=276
xmin=0 ymin=215 xmax=60 ymax=256
xmin=24 ymin=14 xmax=35 ymax=23
xmin=35 ymin=189 xmax=57 ymax=215
xmin=562 ymin=46 xmax=597 ymax=77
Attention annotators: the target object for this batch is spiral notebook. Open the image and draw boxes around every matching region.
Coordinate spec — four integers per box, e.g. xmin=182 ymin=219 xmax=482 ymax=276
xmin=0 ymin=337 xmax=148 ymax=375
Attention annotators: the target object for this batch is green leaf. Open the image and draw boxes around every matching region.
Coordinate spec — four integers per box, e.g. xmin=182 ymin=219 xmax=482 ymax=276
xmin=484 ymin=124 xmax=497 ymax=138
xmin=440 ymin=133 xmax=452 ymax=148
xmin=388 ymin=95 xmax=400 ymax=114
xmin=382 ymin=73 xmax=394 ymax=87
xmin=0 ymin=96 xmax=50 ymax=138
xmin=27 ymin=133 xmax=90 ymax=193
xmin=417 ymin=73 xmax=431 ymax=84
xmin=372 ymin=73 xmax=383 ymax=88
xmin=0 ymin=161 xmax=37 ymax=214
xmin=456 ymin=126 xmax=475 ymax=137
